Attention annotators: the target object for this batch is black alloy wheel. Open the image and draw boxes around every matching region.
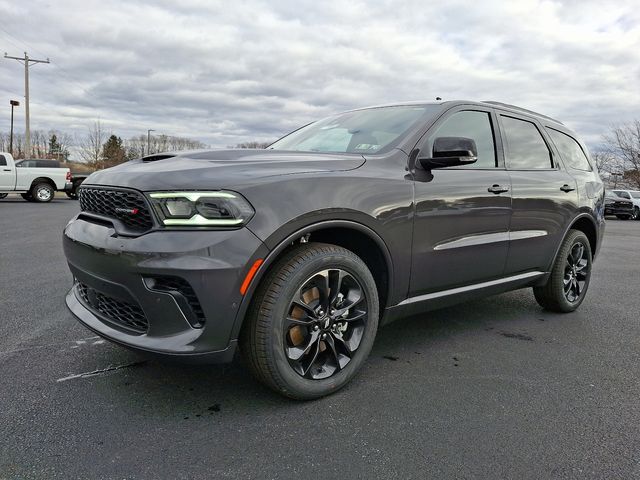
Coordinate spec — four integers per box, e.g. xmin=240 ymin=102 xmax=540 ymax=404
xmin=284 ymin=268 xmax=368 ymax=380
xmin=241 ymin=243 xmax=379 ymax=400
xmin=534 ymin=229 xmax=592 ymax=312
xmin=563 ymin=241 xmax=589 ymax=303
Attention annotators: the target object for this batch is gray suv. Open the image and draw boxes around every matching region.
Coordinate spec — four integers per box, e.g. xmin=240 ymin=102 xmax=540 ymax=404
xmin=63 ymin=100 xmax=605 ymax=399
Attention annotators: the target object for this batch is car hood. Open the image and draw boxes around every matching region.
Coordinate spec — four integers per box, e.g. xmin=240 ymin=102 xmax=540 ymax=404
xmin=83 ymin=149 xmax=365 ymax=191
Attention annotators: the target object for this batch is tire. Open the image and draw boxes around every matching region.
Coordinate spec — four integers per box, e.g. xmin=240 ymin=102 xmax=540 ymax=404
xmin=533 ymin=229 xmax=592 ymax=313
xmin=30 ymin=183 xmax=54 ymax=203
xmin=633 ymin=207 xmax=640 ymax=220
xmin=616 ymin=215 xmax=631 ymax=220
xmin=0 ymin=193 xmax=7 ymax=199
xmin=66 ymin=191 xmax=78 ymax=200
xmin=240 ymin=243 xmax=379 ymax=400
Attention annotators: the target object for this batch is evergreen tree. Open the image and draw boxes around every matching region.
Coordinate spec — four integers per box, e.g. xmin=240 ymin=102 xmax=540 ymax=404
xmin=102 ymin=134 xmax=127 ymax=167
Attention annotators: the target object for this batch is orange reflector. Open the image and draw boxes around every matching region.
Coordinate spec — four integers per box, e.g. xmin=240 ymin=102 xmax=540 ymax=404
xmin=240 ymin=259 xmax=264 ymax=295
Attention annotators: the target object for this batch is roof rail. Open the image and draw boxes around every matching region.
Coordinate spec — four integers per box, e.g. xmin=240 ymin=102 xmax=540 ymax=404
xmin=482 ymin=101 xmax=564 ymax=125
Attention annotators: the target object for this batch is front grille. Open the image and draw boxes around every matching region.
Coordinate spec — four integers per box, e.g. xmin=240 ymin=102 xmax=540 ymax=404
xmin=613 ymin=201 xmax=631 ymax=208
xmin=78 ymin=187 xmax=154 ymax=232
xmin=146 ymin=276 xmax=206 ymax=327
xmin=76 ymin=282 xmax=148 ymax=333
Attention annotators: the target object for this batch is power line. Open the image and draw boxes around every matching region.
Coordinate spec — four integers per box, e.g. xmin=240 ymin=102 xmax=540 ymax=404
xmin=0 ymin=25 xmax=99 ymax=107
xmin=4 ymin=52 xmax=50 ymax=157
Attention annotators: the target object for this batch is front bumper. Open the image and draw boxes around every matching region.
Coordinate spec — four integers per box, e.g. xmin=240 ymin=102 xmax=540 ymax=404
xmin=604 ymin=205 xmax=633 ymax=216
xmin=63 ymin=215 xmax=268 ymax=362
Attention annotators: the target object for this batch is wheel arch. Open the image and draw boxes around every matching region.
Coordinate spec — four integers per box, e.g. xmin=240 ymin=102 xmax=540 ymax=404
xmin=569 ymin=215 xmax=598 ymax=260
xmin=230 ymin=220 xmax=394 ymax=340
xmin=29 ymin=177 xmax=56 ymax=190
xmin=548 ymin=213 xmax=599 ymax=271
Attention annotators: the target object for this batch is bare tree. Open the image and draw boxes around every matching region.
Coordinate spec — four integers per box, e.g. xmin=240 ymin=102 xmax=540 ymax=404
xmin=77 ymin=121 xmax=107 ymax=168
xmin=123 ymin=134 xmax=205 ymax=159
xmin=235 ymin=141 xmax=272 ymax=149
xmin=603 ymin=120 xmax=640 ymax=189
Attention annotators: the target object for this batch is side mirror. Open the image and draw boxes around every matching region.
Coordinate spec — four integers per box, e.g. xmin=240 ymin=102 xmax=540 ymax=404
xmin=418 ymin=136 xmax=478 ymax=169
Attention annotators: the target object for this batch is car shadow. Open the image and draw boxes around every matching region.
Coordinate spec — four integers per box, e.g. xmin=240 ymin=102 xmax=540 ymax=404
xmin=96 ymin=288 xmax=558 ymax=415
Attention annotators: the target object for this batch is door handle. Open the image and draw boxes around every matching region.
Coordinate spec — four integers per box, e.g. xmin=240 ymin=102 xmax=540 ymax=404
xmin=560 ymin=184 xmax=576 ymax=193
xmin=488 ymin=184 xmax=510 ymax=194
xmin=2 ymin=169 xmax=11 ymax=172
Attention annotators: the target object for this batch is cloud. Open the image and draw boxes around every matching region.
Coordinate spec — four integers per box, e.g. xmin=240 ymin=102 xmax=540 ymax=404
xmin=0 ymin=0 xmax=638 ymax=155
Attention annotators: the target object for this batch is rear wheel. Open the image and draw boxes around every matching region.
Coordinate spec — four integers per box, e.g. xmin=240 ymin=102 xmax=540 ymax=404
xmin=30 ymin=183 xmax=54 ymax=203
xmin=241 ymin=243 xmax=379 ymax=400
xmin=533 ymin=229 xmax=592 ymax=312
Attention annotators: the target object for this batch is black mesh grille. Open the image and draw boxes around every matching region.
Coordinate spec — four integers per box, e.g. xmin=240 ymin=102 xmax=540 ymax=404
xmin=76 ymin=282 xmax=148 ymax=333
xmin=148 ymin=276 xmax=205 ymax=326
xmin=78 ymin=187 xmax=154 ymax=232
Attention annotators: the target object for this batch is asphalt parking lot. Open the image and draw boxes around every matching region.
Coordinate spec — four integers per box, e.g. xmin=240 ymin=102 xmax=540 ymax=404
xmin=1 ymin=194 xmax=640 ymax=479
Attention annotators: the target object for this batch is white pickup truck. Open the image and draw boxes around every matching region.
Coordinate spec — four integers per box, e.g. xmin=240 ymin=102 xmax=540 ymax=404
xmin=0 ymin=152 xmax=72 ymax=202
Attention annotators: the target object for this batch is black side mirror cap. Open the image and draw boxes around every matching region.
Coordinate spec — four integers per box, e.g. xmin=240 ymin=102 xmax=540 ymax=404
xmin=418 ymin=136 xmax=478 ymax=170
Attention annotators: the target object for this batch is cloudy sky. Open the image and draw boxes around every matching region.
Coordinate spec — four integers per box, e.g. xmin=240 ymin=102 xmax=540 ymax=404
xmin=1 ymin=0 xmax=638 ymax=155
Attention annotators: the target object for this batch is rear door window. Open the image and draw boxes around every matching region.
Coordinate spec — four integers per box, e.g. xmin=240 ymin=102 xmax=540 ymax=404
xmin=501 ymin=116 xmax=553 ymax=169
xmin=0 ymin=155 xmax=6 ymax=166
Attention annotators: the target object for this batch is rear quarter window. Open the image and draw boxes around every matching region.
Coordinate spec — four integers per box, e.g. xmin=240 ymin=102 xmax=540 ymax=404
xmin=546 ymin=128 xmax=592 ymax=171
xmin=0 ymin=155 xmax=6 ymax=166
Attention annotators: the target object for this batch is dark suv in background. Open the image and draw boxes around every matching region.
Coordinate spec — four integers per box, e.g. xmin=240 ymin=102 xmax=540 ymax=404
xmin=604 ymin=191 xmax=634 ymax=219
xmin=63 ymin=100 xmax=604 ymax=399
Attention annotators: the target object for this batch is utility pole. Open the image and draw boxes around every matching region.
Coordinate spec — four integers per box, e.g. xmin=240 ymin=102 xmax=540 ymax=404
xmin=9 ymin=100 xmax=20 ymax=156
xmin=147 ymin=129 xmax=155 ymax=156
xmin=4 ymin=52 xmax=50 ymax=158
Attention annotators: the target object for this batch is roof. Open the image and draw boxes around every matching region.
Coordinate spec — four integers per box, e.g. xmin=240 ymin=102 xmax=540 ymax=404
xmin=481 ymin=101 xmax=564 ymax=125
xmin=350 ymin=100 xmax=565 ymax=127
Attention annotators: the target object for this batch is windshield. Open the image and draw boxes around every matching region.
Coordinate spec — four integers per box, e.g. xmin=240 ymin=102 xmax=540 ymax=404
xmin=268 ymin=106 xmax=435 ymax=154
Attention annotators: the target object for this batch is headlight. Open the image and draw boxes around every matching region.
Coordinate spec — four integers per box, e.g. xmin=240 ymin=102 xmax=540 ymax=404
xmin=148 ymin=191 xmax=254 ymax=227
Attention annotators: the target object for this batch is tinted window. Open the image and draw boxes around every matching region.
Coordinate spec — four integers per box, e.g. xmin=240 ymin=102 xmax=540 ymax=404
xmin=613 ymin=190 xmax=631 ymax=199
xmin=630 ymin=191 xmax=640 ymax=199
xmin=546 ymin=128 xmax=592 ymax=171
xmin=501 ymin=116 xmax=552 ymax=169
xmin=0 ymin=155 xmax=6 ymax=166
xmin=38 ymin=160 xmax=59 ymax=167
xmin=431 ymin=111 xmax=496 ymax=168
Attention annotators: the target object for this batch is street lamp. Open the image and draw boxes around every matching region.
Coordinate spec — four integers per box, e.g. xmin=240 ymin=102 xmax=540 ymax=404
xmin=9 ymin=100 xmax=19 ymax=156
xmin=147 ymin=129 xmax=155 ymax=156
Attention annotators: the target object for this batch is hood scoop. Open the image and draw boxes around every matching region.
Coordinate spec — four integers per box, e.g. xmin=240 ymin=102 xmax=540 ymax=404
xmin=142 ymin=154 xmax=176 ymax=162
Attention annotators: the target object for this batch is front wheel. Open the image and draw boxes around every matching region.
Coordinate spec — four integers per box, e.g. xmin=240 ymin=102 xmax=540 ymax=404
xmin=633 ymin=207 xmax=640 ymax=220
xmin=241 ymin=243 xmax=379 ymax=400
xmin=533 ymin=230 xmax=592 ymax=313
